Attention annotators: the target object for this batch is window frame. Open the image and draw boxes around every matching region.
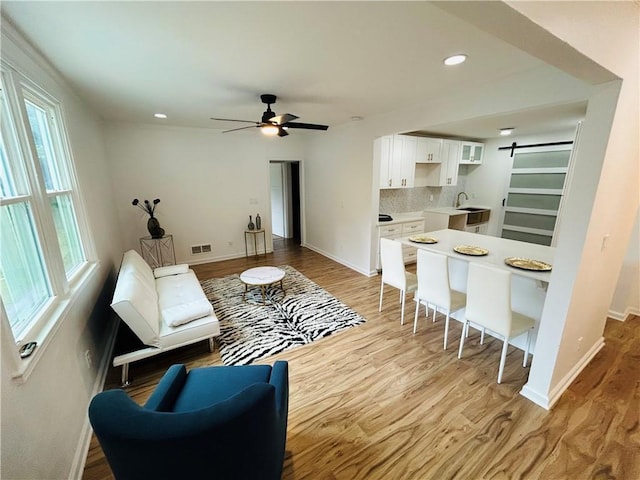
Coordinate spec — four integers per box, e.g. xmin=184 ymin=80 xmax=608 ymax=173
xmin=1 ymin=60 xmax=97 ymax=382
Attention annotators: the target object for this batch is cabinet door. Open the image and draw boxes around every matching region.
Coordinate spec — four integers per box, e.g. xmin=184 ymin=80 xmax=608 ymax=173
xmin=459 ymin=141 xmax=484 ymax=164
xmin=400 ymin=135 xmax=417 ymax=187
xmin=444 ymin=140 xmax=459 ymax=185
xmin=376 ymin=136 xmax=394 ymax=189
xmin=416 ymin=137 xmax=443 ymax=163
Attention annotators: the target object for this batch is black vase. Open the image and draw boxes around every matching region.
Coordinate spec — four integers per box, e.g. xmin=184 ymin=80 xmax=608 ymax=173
xmin=147 ymin=216 xmax=165 ymax=239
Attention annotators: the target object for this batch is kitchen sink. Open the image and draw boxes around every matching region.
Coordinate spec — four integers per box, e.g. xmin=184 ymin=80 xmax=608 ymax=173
xmin=457 ymin=207 xmax=486 ymax=212
xmin=457 ymin=207 xmax=491 ymax=225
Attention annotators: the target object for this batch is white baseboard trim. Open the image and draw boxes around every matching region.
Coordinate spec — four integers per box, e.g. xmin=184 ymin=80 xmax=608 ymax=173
xmin=607 ymin=306 xmax=640 ymax=322
xmin=69 ymin=315 xmax=120 ymax=480
xmin=186 ymin=249 xmax=274 ymax=266
xmin=302 ymin=242 xmax=371 ymax=277
xmin=520 ymin=336 xmax=605 ymax=410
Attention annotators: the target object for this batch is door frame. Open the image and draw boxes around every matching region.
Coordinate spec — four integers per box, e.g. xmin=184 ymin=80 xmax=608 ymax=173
xmin=269 ymin=158 xmax=304 ymax=246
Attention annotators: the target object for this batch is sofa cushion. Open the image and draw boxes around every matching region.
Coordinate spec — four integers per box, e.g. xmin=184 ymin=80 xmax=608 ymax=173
xmin=161 ymin=300 xmax=213 ymax=327
xmin=172 ymin=365 xmax=273 ymax=412
xmin=154 ymin=264 xmax=189 ymax=278
xmin=157 ymin=313 xmax=219 ymax=349
xmin=120 ymin=250 xmax=155 ymax=290
xmin=157 ymin=270 xmax=213 ymax=327
xmin=111 ymin=270 xmax=160 ymax=346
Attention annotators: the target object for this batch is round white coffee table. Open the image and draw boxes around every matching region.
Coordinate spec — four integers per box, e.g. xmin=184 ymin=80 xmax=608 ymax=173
xmin=239 ymin=266 xmax=286 ymax=304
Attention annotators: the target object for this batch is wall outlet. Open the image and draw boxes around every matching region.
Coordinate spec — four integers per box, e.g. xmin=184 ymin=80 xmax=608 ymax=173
xmin=228 ymin=241 xmax=233 ymax=246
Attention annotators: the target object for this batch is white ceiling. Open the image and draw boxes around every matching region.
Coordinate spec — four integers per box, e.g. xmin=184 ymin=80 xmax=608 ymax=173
xmin=1 ymin=1 xmax=587 ymax=139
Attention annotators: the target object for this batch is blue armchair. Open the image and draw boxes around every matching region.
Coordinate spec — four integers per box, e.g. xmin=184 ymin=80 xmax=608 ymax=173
xmin=89 ymin=361 xmax=288 ymax=480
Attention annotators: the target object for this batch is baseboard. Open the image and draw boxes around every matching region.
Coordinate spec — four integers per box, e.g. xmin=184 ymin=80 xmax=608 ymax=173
xmin=185 ymin=249 xmax=275 ymax=266
xmin=69 ymin=315 xmax=120 ymax=479
xmin=520 ymin=336 xmax=605 ymax=410
xmin=301 ymin=242 xmax=371 ymax=276
xmin=607 ymin=306 xmax=640 ymax=322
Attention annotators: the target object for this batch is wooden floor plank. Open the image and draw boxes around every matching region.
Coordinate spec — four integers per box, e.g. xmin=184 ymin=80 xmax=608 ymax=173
xmin=83 ymin=243 xmax=640 ymax=479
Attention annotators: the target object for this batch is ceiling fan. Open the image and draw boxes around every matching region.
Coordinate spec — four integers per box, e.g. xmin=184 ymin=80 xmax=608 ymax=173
xmin=210 ymin=94 xmax=329 ymax=137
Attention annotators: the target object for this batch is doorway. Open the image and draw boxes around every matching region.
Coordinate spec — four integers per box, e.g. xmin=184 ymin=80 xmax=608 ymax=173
xmin=269 ymin=161 xmax=301 ymax=250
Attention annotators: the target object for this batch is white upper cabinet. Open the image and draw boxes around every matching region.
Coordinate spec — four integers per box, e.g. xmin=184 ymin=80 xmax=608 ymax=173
xmin=423 ymin=139 xmax=460 ymax=186
xmin=415 ymin=137 xmax=443 ymax=163
xmin=459 ymin=141 xmax=484 ymax=164
xmin=377 ymin=134 xmax=417 ymax=189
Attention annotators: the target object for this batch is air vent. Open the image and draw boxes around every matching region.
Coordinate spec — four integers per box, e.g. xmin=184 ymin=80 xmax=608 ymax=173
xmin=191 ymin=244 xmax=212 ymax=255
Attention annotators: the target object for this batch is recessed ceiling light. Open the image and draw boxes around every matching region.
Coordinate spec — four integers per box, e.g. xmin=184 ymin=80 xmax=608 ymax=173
xmin=351 ymin=116 xmax=363 ymax=121
xmin=154 ymin=113 xmax=167 ymax=119
xmin=500 ymin=127 xmax=514 ymax=136
xmin=443 ymin=54 xmax=467 ymax=66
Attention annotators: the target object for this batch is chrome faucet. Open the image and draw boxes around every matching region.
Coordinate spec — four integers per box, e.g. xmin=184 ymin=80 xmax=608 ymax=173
xmin=455 ymin=191 xmax=469 ymax=208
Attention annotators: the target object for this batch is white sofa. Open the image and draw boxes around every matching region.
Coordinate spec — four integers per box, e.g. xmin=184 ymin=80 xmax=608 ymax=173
xmin=110 ymin=249 xmax=220 ymax=385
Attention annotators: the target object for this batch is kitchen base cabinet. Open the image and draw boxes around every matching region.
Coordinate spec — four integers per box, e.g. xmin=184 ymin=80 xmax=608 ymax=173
xmin=464 ymin=223 xmax=489 ymax=234
xmin=376 ymin=219 xmax=424 ymax=270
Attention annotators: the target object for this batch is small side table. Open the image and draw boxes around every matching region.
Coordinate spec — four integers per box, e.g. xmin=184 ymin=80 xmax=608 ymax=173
xmin=244 ymin=229 xmax=266 ymax=258
xmin=140 ymin=234 xmax=176 ymax=268
xmin=240 ymin=266 xmax=286 ymax=304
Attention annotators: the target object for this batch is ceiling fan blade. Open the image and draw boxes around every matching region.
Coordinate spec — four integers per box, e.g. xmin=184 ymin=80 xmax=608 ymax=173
xmin=210 ymin=117 xmax=259 ymax=124
xmin=277 ymin=127 xmax=289 ymax=137
xmin=283 ymin=122 xmax=329 ymax=131
xmin=270 ymin=113 xmax=299 ymax=125
xmin=222 ymin=125 xmax=260 ymax=133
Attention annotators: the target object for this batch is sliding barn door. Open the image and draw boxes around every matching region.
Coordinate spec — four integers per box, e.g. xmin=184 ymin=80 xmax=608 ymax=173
xmin=501 ymin=146 xmax=573 ymax=246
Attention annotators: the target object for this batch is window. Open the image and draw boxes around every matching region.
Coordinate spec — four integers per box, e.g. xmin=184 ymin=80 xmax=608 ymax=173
xmin=0 ymin=63 xmax=92 ymax=351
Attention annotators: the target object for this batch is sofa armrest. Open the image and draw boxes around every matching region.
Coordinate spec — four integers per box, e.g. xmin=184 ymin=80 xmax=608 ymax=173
xmin=144 ymin=364 xmax=188 ymax=411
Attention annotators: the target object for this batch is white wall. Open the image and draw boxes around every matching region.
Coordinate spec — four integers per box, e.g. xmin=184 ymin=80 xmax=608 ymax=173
xmin=1 ymin=22 xmax=124 ymax=479
xmin=610 ymin=210 xmax=640 ymax=320
xmin=103 ymin=123 xmax=307 ymax=263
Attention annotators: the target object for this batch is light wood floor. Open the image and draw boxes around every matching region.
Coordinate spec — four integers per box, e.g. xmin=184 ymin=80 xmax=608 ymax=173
xmin=83 ymin=244 xmax=640 ymax=480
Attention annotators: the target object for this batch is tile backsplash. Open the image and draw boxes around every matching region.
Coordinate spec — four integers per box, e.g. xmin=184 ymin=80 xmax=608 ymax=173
xmin=379 ymin=172 xmax=468 ymax=214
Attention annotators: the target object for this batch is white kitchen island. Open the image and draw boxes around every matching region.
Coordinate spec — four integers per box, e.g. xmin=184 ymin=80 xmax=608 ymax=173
xmin=398 ymin=229 xmax=555 ymax=352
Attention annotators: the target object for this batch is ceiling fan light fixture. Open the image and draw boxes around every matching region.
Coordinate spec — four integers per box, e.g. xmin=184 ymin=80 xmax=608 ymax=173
xmin=500 ymin=127 xmax=515 ymax=136
xmin=443 ymin=54 xmax=467 ymax=66
xmin=261 ymin=124 xmax=279 ymax=136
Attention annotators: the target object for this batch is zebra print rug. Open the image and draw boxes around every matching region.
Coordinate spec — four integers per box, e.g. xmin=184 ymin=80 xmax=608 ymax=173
xmin=200 ymin=265 xmax=366 ymax=365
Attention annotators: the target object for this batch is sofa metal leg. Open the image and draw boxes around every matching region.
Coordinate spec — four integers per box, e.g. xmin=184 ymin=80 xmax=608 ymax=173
xmin=121 ymin=364 xmax=132 ymax=387
xmin=208 ymin=337 xmax=216 ymax=352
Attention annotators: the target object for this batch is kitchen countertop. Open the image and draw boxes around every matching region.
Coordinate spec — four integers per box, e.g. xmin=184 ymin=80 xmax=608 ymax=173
xmin=423 ymin=206 xmax=468 ymax=216
xmin=399 ymin=228 xmax=554 ymax=282
xmin=424 ymin=205 xmax=491 ymax=216
xmin=377 ymin=212 xmax=425 ymax=226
